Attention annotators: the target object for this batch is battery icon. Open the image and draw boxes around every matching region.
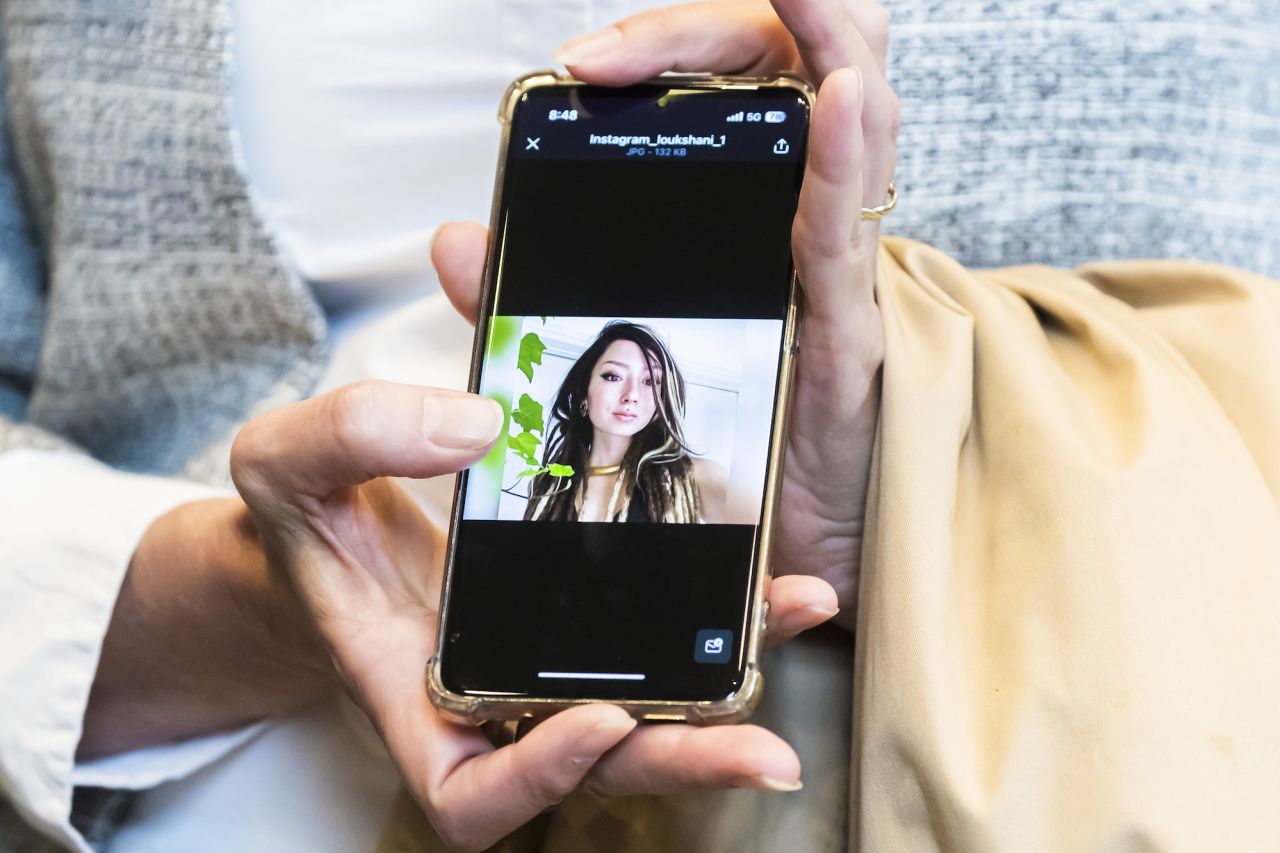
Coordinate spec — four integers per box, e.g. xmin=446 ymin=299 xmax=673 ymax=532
xmin=765 ymin=110 xmax=786 ymax=123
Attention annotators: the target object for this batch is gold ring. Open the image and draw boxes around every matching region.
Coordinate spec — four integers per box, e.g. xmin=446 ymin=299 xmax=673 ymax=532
xmin=860 ymin=183 xmax=898 ymax=221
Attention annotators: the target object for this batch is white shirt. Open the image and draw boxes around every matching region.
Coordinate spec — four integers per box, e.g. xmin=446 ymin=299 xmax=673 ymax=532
xmin=0 ymin=1 xmax=667 ymax=850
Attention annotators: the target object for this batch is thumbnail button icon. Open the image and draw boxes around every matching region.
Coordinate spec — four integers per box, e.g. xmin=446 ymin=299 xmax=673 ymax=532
xmin=694 ymin=629 xmax=733 ymax=664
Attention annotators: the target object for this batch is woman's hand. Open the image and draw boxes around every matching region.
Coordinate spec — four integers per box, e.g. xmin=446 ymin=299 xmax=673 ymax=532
xmin=84 ymin=379 xmax=839 ymax=846
xmin=219 ymin=380 xmax=837 ymax=851
xmin=436 ymin=0 xmax=898 ymax=627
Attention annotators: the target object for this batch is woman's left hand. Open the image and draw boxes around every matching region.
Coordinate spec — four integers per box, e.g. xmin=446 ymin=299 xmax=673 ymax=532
xmin=434 ymin=0 xmax=898 ymax=628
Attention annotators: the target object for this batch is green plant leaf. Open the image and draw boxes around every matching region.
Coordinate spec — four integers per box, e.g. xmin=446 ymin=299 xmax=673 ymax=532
xmin=516 ymin=467 xmax=545 ymax=479
xmin=509 ymin=431 xmax=541 ymax=465
xmin=547 ymin=463 xmax=575 ymax=477
xmin=511 ymin=393 xmax=544 ymax=435
xmin=516 ymin=332 xmax=546 ymax=382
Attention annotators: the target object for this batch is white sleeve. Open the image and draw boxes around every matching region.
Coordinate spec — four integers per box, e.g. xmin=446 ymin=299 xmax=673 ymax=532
xmin=0 ymin=449 xmax=243 ymax=852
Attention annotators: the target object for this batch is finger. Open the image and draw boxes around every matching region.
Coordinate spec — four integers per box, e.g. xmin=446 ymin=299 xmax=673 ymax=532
xmin=555 ymin=0 xmax=888 ymax=88
xmin=763 ymin=574 xmax=839 ymax=646
xmin=231 ymin=381 xmax=503 ymax=500
xmin=414 ymin=705 xmax=635 ymax=851
xmin=770 ymin=0 xmax=888 ymax=77
xmin=554 ymin=0 xmax=896 ymax=196
xmin=555 ymin=1 xmax=798 ymax=86
xmin=772 ymin=0 xmax=898 ymax=197
xmin=838 ymin=0 xmax=891 ymax=70
xmin=791 ymin=67 xmax=872 ymax=326
xmin=430 ymin=221 xmax=489 ymax=325
xmin=583 ymin=722 xmax=802 ymax=797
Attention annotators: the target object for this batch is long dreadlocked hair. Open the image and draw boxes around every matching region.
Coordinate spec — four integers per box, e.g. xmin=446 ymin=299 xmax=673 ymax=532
xmin=524 ymin=321 xmax=702 ymax=523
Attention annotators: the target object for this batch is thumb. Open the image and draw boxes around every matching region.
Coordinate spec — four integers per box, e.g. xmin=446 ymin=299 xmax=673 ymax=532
xmin=231 ymin=380 xmax=503 ymax=501
xmin=430 ymin=221 xmax=489 ymax=326
xmin=399 ymin=704 xmax=636 ymax=851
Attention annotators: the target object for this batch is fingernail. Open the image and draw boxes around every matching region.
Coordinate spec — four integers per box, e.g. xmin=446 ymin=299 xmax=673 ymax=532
xmin=423 ymin=395 xmax=503 ymax=450
xmin=555 ymin=27 xmax=622 ymax=66
xmin=572 ymin=716 xmax=636 ymax=763
xmin=753 ymin=775 xmax=804 ymax=792
xmin=779 ymin=605 xmax=839 ymax=636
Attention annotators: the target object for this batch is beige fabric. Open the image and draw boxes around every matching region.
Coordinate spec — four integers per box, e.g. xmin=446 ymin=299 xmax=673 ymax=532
xmin=857 ymin=238 xmax=1280 ymax=851
xmin=381 ymin=238 xmax=1280 ymax=852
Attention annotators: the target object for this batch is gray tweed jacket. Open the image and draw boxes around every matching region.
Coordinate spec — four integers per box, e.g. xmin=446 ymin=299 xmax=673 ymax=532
xmin=4 ymin=0 xmax=1278 ymax=484
xmin=1 ymin=0 xmax=1277 ymax=849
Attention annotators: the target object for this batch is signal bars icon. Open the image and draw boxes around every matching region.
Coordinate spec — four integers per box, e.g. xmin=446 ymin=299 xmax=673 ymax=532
xmin=726 ymin=111 xmax=745 ymax=122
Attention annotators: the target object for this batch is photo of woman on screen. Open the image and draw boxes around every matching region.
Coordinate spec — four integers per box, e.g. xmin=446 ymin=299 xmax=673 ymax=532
xmin=524 ymin=321 xmax=730 ymax=523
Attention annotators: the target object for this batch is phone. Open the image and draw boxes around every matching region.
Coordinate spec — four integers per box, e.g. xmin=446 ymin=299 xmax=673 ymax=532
xmin=428 ymin=71 xmax=812 ymax=724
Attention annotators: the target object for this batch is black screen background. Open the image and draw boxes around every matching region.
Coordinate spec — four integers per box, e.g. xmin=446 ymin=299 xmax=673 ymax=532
xmin=441 ymin=84 xmax=807 ymax=702
xmin=495 ymin=160 xmax=797 ymax=318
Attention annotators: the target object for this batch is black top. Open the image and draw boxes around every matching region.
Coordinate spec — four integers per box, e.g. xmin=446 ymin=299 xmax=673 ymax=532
xmin=625 ymin=487 xmax=649 ymax=523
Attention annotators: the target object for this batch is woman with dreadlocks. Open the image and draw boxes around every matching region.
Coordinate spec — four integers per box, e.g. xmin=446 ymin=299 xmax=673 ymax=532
xmin=524 ymin=321 xmax=731 ymax=523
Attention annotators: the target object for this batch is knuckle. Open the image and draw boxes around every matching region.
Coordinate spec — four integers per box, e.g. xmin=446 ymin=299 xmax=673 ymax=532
xmin=229 ymin=418 xmax=274 ymax=500
xmin=228 ymin=421 xmax=260 ymax=479
xmin=793 ymin=211 xmax=850 ymax=264
xmin=864 ymin=86 xmax=900 ymax=140
xmin=512 ymin=750 xmax=570 ymax=809
xmin=581 ymin=773 xmax=613 ymax=800
xmin=430 ymin=816 xmax=485 ymax=853
xmin=525 ymin=773 xmax=567 ymax=810
xmin=624 ymin=5 xmax=677 ymax=38
xmin=866 ymin=5 xmax=891 ymax=58
xmin=327 ymin=380 xmax=388 ymax=456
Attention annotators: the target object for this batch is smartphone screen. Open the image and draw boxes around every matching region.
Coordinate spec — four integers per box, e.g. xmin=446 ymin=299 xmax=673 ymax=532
xmin=439 ymin=80 xmax=809 ymax=705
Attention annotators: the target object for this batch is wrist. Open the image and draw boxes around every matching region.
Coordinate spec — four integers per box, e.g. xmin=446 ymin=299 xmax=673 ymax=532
xmin=80 ymin=498 xmax=336 ymax=759
xmin=216 ymin=499 xmax=337 ymax=694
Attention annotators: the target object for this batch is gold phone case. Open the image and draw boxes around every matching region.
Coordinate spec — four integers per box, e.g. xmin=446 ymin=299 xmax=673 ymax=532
xmin=427 ymin=70 xmax=813 ymax=726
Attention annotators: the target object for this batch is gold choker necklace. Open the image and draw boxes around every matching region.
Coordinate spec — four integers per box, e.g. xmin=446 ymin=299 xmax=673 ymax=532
xmin=588 ymin=464 xmax=622 ymax=476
